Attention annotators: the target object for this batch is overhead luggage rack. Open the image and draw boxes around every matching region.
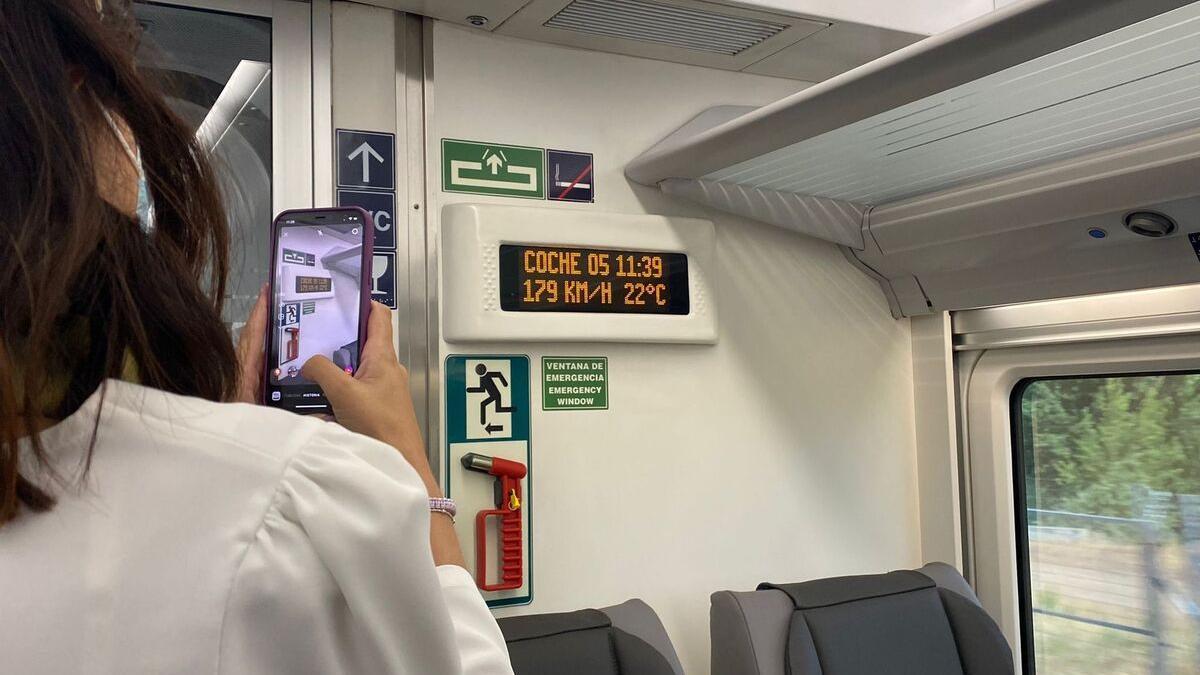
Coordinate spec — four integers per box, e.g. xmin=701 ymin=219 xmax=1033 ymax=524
xmin=627 ymin=0 xmax=1200 ymax=316
xmin=627 ymin=0 xmax=1200 ymax=212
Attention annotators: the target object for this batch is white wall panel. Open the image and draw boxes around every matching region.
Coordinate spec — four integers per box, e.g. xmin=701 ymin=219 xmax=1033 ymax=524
xmin=910 ymin=313 xmax=963 ymax=569
xmin=430 ymin=23 xmax=922 ymax=673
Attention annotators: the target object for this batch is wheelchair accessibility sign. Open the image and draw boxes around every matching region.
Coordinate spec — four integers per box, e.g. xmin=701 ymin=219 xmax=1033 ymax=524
xmin=444 ymin=355 xmax=532 ymax=608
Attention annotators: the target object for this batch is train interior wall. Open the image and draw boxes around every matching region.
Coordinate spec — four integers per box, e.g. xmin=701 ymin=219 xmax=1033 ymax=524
xmin=428 ymin=19 xmax=925 ymax=673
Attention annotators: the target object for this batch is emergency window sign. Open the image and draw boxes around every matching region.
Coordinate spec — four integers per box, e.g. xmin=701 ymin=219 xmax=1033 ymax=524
xmin=546 ymin=150 xmax=593 ymax=203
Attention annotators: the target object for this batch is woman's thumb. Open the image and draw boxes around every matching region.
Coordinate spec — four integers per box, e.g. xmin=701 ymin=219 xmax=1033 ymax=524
xmin=302 ymin=355 xmax=352 ymax=397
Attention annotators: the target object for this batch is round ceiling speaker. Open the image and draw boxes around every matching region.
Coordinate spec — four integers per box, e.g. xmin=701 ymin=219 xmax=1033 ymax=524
xmin=1123 ymin=211 xmax=1176 ymax=238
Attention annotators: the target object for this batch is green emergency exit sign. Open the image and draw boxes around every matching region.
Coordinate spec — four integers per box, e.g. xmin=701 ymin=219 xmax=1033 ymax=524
xmin=542 ymin=357 xmax=608 ymax=411
xmin=442 ymin=139 xmax=545 ymax=199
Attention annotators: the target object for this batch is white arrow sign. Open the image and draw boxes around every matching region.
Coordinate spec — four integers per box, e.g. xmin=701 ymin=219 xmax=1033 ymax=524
xmin=348 ymin=142 xmax=384 ymax=183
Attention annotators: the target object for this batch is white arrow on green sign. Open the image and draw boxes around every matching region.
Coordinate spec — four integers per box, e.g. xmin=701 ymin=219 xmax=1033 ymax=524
xmin=442 ymin=139 xmax=545 ymax=199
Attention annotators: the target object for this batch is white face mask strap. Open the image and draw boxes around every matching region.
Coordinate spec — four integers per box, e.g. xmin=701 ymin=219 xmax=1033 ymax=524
xmin=100 ymin=108 xmax=141 ymax=169
xmin=98 ymin=107 xmax=155 ymax=233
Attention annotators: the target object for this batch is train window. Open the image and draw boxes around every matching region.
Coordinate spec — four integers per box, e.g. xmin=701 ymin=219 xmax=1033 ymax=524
xmin=1012 ymin=374 xmax=1200 ymax=675
xmin=133 ymin=2 xmax=273 ymax=324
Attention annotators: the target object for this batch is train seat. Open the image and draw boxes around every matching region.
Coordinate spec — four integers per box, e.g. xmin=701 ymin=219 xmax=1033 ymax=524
xmin=498 ymin=598 xmax=685 ymax=675
xmin=710 ymin=562 xmax=1012 ymax=675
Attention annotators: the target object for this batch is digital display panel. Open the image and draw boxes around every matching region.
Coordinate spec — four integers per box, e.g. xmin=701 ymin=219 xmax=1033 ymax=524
xmin=295 ymin=276 xmax=332 ymax=294
xmin=499 ymin=244 xmax=689 ymax=314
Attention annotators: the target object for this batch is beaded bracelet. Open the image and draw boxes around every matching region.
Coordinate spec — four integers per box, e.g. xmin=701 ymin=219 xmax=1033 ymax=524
xmin=429 ymin=497 xmax=457 ymax=522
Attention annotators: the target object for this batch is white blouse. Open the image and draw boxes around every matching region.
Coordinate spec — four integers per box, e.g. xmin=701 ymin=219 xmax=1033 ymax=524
xmin=2 ymin=379 xmax=514 ymax=675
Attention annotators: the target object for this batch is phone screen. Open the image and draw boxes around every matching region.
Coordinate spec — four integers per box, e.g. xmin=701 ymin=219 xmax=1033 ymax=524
xmin=265 ymin=208 xmax=370 ymax=413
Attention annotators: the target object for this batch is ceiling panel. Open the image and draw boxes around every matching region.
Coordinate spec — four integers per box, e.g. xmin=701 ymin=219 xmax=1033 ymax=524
xmin=728 ymin=0 xmax=993 ymax=36
xmin=359 ymin=0 xmax=935 ymax=82
xmin=543 ymin=0 xmax=792 ymax=56
xmin=743 ymin=19 xmax=921 ymax=82
xmin=498 ymin=0 xmax=827 ymax=73
xmin=362 ymin=0 xmax=531 ymax=30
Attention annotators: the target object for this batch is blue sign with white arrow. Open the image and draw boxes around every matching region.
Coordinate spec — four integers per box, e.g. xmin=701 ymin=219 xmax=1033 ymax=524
xmin=336 ymin=129 xmax=395 ymax=190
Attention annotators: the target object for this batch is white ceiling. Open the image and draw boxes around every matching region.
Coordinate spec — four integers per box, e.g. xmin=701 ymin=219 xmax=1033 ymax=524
xmin=371 ymin=0 xmax=999 ymax=36
xmin=364 ymin=1 xmax=531 ymax=30
xmin=728 ymin=0 xmax=997 ymax=35
xmin=368 ymin=0 xmax=1004 ymax=82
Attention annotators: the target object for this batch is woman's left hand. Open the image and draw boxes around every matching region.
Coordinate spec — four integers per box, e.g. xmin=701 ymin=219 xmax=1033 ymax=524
xmin=235 ymin=285 xmax=269 ymax=404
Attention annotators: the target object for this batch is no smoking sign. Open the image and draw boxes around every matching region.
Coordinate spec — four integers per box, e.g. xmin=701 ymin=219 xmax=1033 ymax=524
xmin=546 ymin=150 xmax=593 ymax=203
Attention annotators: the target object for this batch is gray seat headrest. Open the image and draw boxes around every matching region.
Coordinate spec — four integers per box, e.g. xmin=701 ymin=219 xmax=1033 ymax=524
xmin=757 ymin=569 xmax=933 ymax=608
xmin=710 ymin=563 xmax=1012 ymax=675
xmin=497 ymin=599 xmax=683 ymax=675
xmin=601 ymin=599 xmax=686 ymax=675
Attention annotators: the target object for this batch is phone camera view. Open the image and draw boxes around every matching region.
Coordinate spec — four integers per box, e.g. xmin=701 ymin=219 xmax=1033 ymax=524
xmin=268 ymin=218 xmax=365 ymax=410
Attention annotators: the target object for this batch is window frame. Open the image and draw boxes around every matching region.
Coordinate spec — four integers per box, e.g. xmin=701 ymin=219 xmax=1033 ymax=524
xmin=1007 ymin=369 xmax=1200 ymax=674
xmin=959 ymin=333 xmax=1200 ymax=671
xmin=138 ymin=0 xmax=315 ymax=215
xmin=1009 ymin=376 xmax=1037 ymax=674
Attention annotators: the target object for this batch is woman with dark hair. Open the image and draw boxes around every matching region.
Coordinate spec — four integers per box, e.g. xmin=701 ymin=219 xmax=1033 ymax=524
xmin=0 ymin=2 xmax=513 ymax=672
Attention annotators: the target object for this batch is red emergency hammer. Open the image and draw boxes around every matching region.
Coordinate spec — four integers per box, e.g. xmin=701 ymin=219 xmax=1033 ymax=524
xmin=461 ymin=453 xmax=527 ymax=591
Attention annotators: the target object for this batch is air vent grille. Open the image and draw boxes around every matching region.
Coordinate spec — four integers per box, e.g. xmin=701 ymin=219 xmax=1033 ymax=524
xmin=544 ymin=0 xmax=788 ymax=56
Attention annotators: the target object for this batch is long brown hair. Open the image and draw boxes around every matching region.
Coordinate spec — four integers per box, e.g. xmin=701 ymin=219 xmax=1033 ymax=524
xmin=0 ymin=0 xmax=237 ymax=524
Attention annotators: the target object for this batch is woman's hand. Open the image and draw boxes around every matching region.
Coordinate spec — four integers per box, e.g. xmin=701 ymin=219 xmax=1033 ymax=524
xmin=234 ymin=285 xmax=269 ymax=404
xmin=302 ymin=302 xmax=439 ymax=494
xmin=303 ymin=302 xmax=465 ymax=569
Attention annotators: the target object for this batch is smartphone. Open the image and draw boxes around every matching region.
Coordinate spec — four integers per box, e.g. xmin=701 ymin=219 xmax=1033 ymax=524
xmin=263 ymin=207 xmax=374 ymax=414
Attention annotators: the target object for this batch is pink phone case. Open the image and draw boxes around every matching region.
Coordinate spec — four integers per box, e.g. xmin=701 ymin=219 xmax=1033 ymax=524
xmin=262 ymin=206 xmax=374 ymax=411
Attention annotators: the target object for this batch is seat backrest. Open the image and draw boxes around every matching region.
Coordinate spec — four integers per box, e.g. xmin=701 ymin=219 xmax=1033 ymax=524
xmin=710 ymin=563 xmax=1012 ymax=675
xmin=498 ymin=599 xmax=685 ymax=675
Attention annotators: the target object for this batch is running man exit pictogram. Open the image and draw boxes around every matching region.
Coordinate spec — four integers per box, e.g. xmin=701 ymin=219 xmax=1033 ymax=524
xmin=465 ymin=359 xmax=515 ymax=439
xmin=467 ymin=362 xmax=514 ymax=436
